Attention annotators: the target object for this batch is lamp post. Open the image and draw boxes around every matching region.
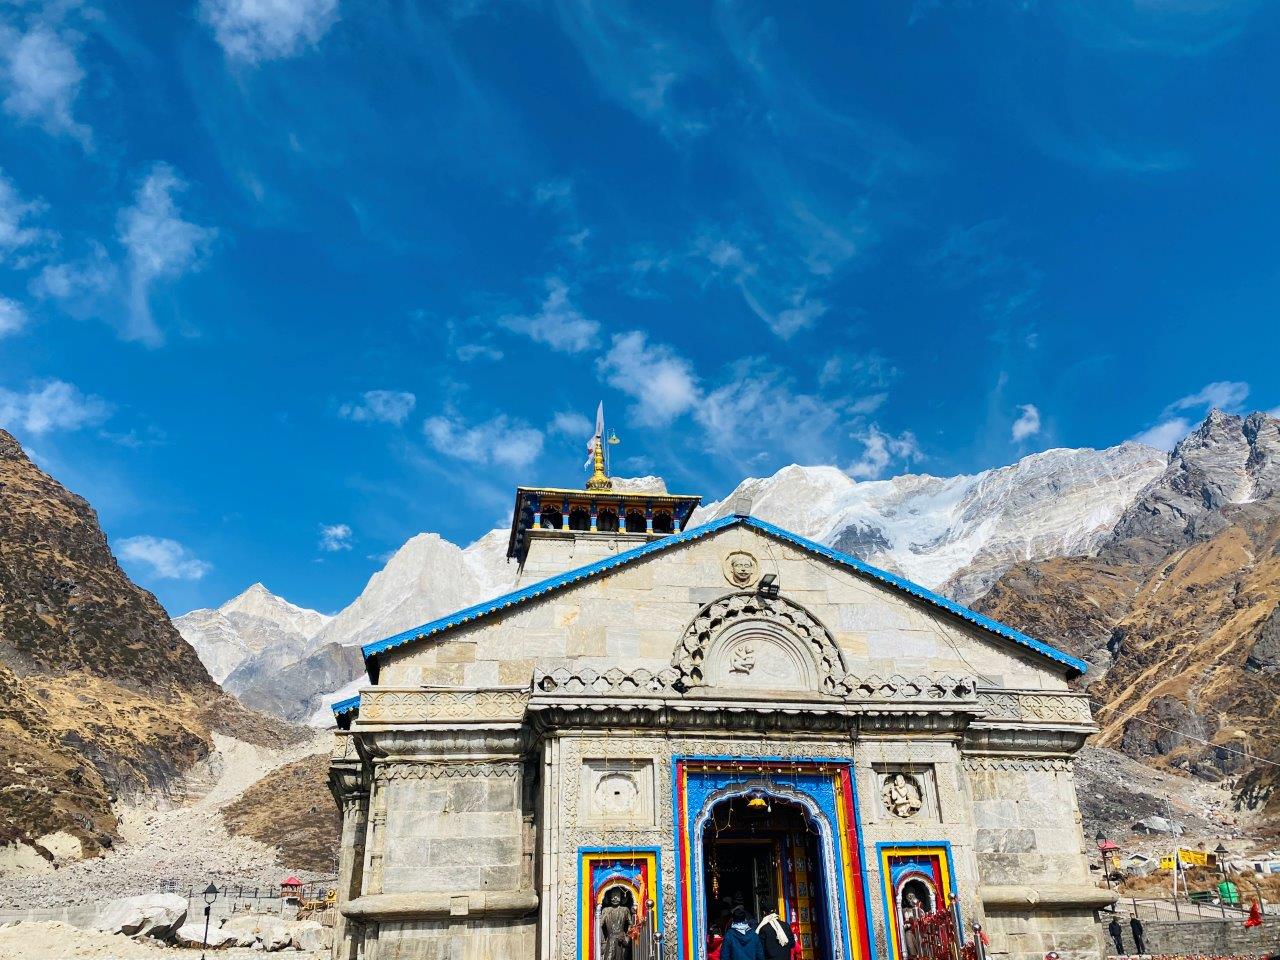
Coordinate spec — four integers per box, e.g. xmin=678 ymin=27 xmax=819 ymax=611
xmin=200 ymin=883 xmax=218 ymax=960
xmin=1096 ymin=831 xmax=1114 ymax=895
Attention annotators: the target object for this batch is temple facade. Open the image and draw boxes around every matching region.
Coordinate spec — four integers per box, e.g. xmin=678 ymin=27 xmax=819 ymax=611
xmin=328 ymin=456 xmax=1111 ymax=960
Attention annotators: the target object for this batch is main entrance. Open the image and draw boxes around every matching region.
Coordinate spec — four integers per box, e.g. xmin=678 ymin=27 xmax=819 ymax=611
xmin=701 ymin=793 xmax=829 ymax=960
xmin=675 ymin=758 xmax=873 ymax=960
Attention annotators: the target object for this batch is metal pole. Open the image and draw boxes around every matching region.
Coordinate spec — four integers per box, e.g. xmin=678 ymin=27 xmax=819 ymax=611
xmin=200 ymin=901 xmax=211 ymax=960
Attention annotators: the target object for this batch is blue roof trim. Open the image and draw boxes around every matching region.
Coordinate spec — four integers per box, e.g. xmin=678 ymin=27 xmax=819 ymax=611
xmin=361 ymin=514 xmax=743 ymax=661
xmin=743 ymin=516 xmax=1088 ymax=675
xmin=331 ymin=695 xmax=361 ymax=717
xmin=361 ymin=513 xmax=1087 ymax=677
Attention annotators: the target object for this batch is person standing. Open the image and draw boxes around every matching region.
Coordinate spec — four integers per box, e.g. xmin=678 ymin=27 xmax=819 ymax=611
xmin=1129 ymin=916 xmax=1146 ymax=955
xmin=757 ymin=910 xmax=795 ymax=960
xmin=721 ymin=906 xmax=766 ymax=960
xmin=1107 ymin=916 xmax=1125 ymax=955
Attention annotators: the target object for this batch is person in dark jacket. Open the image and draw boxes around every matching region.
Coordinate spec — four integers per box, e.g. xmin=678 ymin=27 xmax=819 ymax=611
xmin=1129 ymin=916 xmax=1146 ymax=955
xmin=756 ymin=910 xmax=796 ymax=960
xmin=1107 ymin=916 xmax=1124 ymax=955
xmin=720 ymin=906 xmax=766 ymax=960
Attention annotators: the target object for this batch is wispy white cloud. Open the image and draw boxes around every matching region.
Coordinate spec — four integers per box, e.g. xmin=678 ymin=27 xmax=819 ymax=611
xmin=117 ymin=536 xmax=212 ymax=581
xmin=340 ymin=390 xmax=416 ymax=425
xmin=1011 ymin=403 xmax=1041 ymax=442
xmin=1132 ymin=380 xmax=1250 ymax=452
xmin=423 ymin=411 xmax=544 ymax=469
xmin=201 ymin=0 xmax=340 ymax=64
xmin=30 ymin=240 xmax=117 ymax=308
xmin=549 ymin=410 xmax=593 ymax=438
xmin=1133 ymin=417 xmax=1190 ymax=452
xmin=847 ymin=424 xmax=923 ymax=480
xmin=552 ymin=0 xmax=703 ymax=139
xmin=498 ymin=277 xmax=599 ymax=353
xmin=927 ymin=220 xmax=1043 ymax=329
xmin=117 ymin=164 xmax=216 ymax=345
xmin=695 ymin=359 xmax=843 ymax=466
xmin=0 ymin=295 xmax=27 ymax=338
xmin=598 ymin=330 xmax=700 ymax=426
xmin=0 ymin=379 xmax=111 ymax=435
xmin=0 ymin=170 xmax=53 ymax=265
xmin=1164 ymin=380 xmax=1248 ymax=415
xmin=0 ymin=21 xmax=90 ymax=146
xmin=318 ymin=522 xmax=353 ymax=552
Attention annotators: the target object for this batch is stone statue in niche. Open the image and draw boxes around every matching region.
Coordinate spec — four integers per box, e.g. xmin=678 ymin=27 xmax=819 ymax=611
xmin=723 ymin=551 xmax=759 ymax=588
xmin=729 ymin=642 xmax=756 ymax=675
xmin=882 ymin=773 xmax=924 ymax=818
xmin=600 ymin=888 xmax=635 ymax=960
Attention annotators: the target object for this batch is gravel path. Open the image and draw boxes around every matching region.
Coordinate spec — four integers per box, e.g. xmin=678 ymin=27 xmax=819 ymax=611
xmin=1 ymin=733 xmax=333 ymax=909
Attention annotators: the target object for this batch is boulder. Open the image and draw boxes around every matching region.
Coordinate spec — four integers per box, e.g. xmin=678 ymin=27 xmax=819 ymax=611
xmin=174 ymin=922 xmax=236 ymax=948
xmin=220 ymin=913 xmax=294 ymax=951
xmin=1133 ymin=815 xmax=1183 ymax=835
xmin=93 ymin=893 xmax=188 ymax=939
xmin=290 ymin=919 xmax=331 ymax=951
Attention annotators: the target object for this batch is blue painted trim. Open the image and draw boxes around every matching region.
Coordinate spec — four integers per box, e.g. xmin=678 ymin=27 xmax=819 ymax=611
xmin=575 ymin=846 xmax=664 ymax=960
xmin=359 ymin=514 xmax=1086 ymax=677
xmin=331 ymin=694 xmax=360 ymax=717
xmin=744 ymin=517 xmax=1088 ymax=675
xmin=874 ymin=840 xmax=961 ymax=960
xmin=360 ymin=515 xmax=741 ymax=661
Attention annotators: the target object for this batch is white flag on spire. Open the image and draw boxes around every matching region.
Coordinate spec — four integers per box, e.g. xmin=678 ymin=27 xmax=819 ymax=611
xmin=584 ymin=402 xmax=604 ymax=470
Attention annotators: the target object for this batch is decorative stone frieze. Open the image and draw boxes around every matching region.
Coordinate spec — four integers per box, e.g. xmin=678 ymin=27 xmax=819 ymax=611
xmin=962 ymin=756 xmax=1073 ymax=772
xmin=357 ymin=687 xmax=529 ymax=724
xmin=975 ymin=688 xmax=1094 ymax=726
xmin=373 ymin=760 xmax=521 ymax=781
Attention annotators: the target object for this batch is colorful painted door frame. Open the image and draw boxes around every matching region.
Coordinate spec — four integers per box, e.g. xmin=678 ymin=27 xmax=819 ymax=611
xmin=673 ymin=757 xmax=876 ymax=960
xmin=875 ymin=843 xmax=960 ymax=960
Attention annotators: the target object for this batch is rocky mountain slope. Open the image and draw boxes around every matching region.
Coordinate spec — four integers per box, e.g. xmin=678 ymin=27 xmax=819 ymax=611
xmin=175 ymin=584 xmax=330 ymax=684
xmin=693 ymin=442 xmax=1168 ymax=602
xmin=977 ymin=411 xmax=1280 ymax=820
xmin=0 ymin=429 xmax=302 ymax=869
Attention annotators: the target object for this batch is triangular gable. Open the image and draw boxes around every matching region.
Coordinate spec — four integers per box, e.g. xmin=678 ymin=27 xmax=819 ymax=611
xmin=353 ymin=514 xmax=1086 ymax=694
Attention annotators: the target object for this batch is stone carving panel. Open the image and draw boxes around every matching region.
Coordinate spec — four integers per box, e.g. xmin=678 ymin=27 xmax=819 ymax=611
xmin=580 ymin=758 xmax=656 ymax=826
xmin=881 ymin=773 xmax=924 ymax=818
xmin=673 ymin=592 xmax=847 ymax=694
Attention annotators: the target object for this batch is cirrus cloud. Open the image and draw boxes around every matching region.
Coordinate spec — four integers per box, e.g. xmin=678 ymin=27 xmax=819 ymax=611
xmin=117 ymin=536 xmax=212 ymax=581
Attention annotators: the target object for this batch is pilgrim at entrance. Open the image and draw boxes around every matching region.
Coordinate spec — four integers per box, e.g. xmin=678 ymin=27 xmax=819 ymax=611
xmin=702 ymin=793 xmax=827 ymax=960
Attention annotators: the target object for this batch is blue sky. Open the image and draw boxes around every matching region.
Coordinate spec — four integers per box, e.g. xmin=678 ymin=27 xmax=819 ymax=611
xmin=2 ymin=1 xmax=1278 ymax=616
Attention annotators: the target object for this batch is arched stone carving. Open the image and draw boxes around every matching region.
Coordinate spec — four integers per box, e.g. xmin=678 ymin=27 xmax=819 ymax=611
xmin=673 ymin=592 xmax=847 ymax=695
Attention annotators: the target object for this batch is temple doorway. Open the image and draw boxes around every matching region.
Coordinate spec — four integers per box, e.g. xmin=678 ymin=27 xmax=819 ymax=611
xmin=701 ymin=793 xmax=829 ymax=960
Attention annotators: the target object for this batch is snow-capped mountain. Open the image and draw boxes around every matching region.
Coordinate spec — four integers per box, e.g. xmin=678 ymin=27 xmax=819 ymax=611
xmin=307 ymin=529 xmax=514 ymax=654
xmin=189 ymin=442 xmax=1172 ymax=724
xmin=692 ymin=442 xmax=1167 ymax=602
xmin=174 ymin=583 xmax=330 ymax=683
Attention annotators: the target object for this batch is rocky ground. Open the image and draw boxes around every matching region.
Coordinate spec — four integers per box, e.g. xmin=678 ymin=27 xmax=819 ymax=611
xmin=1 ymin=732 xmax=333 ymax=909
xmin=0 ymin=922 xmax=327 ymax=959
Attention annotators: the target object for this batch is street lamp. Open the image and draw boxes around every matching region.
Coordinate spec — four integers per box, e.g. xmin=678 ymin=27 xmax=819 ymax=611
xmin=1096 ymin=832 xmax=1118 ymax=895
xmin=199 ymin=883 xmax=219 ymax=960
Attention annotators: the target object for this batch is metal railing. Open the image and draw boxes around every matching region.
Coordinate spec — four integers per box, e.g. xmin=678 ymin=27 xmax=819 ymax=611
xmin=1114 ymin=896 xmax=1254 ymax=923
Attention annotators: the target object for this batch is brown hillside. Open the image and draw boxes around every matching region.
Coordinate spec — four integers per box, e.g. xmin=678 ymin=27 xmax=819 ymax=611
xmin=976 ymin=411 xmax=1280 ymax=822
xmin=222 ymin=752 xmax=339 ymax=873
xmin=0 ymin=429 xmax=303 ymax=861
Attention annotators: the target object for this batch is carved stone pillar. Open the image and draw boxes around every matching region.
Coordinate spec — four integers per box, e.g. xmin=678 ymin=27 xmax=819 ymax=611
xmin=328 ymin=733 xmax=368 ymax=960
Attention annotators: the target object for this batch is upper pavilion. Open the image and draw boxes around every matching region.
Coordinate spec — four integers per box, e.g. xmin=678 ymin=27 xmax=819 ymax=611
xmin=505 ymin=411 xmax=701 ymax=583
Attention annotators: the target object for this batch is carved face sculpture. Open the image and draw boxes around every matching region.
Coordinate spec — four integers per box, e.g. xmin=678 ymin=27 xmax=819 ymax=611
xmin=608 ymin=890 xmax=622 ymax=906
xmin=725 ymin=551 xmax=758 ymax=587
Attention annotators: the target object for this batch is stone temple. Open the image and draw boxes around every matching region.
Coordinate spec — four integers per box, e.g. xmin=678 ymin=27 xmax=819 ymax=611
xmin=328 ymin=445 xmax=1111 ymax=960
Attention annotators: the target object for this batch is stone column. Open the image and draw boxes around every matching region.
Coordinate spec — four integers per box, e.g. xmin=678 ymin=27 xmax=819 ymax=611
xmin=338 ymin=689 xmax=539 ymax=960
xmin=328 ymin=734 xmax=369 ymax=960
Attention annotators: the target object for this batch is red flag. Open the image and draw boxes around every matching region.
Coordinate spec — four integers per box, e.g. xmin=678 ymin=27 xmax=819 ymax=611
xmin=1244 ymin=900 xmax=1263 ymax=928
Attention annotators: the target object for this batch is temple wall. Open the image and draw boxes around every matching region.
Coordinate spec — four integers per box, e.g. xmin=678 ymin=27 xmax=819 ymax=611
xmin=966 ymin=760 xmax=1105 ymax=960
xmin=377 ymin=528 xmax=1067 ymax=693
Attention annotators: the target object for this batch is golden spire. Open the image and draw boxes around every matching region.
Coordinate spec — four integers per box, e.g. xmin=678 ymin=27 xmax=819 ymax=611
xmin=586 ymin=439 xmax=612 ymax=490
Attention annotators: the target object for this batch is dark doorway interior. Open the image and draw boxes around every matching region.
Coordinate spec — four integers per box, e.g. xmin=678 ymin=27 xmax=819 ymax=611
xmin=701 ymin=794 xmax=828 ymax=960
